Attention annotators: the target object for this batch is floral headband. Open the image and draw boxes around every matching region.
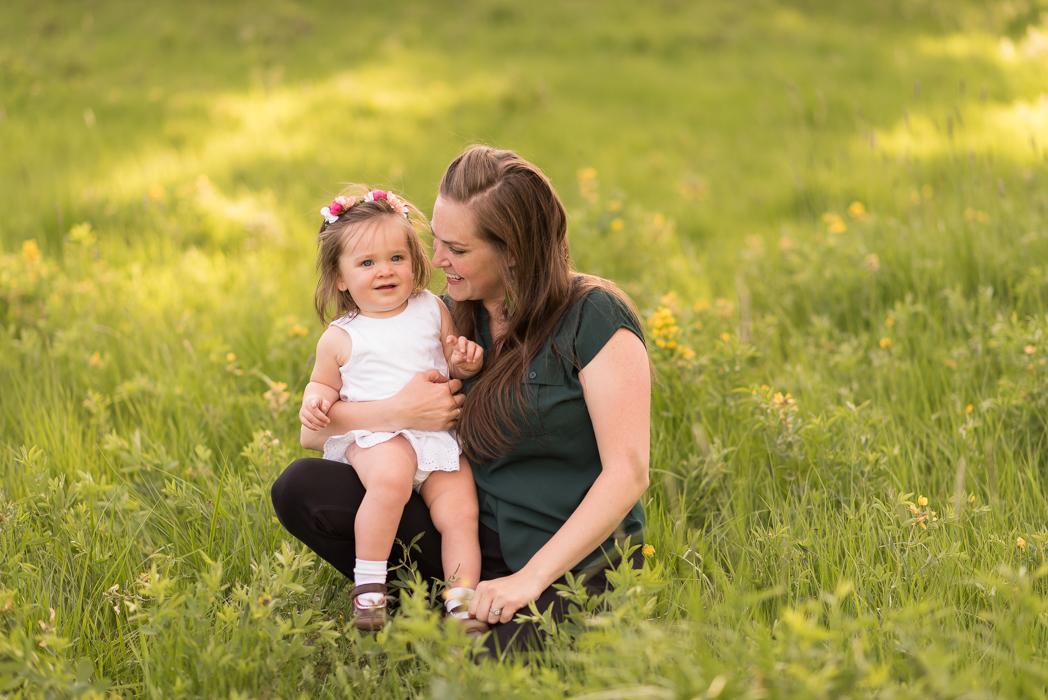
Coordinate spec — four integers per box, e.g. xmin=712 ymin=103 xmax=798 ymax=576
xmin=321 ymin=190 xmax=409 ymax=224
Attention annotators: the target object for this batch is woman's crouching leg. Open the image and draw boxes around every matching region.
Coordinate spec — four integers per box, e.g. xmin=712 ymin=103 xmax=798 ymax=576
xmin=270 ymin=457 xmax=446 ymax=583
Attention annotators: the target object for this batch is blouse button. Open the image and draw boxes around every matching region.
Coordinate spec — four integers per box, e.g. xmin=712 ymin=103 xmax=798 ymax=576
xmin=529 ymin=371 xmax=537 ymax=379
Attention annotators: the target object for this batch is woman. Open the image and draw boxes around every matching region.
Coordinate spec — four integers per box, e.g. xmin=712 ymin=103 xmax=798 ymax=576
xmin=271 ymin=146 xmax=651 ymax=655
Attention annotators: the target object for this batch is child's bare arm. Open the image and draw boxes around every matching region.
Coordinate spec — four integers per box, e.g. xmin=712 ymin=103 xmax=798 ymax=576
xmin=300 ymin=328 xmax=350 ymax=431
xmin=438 ymin=298 xmax=484 ymax=380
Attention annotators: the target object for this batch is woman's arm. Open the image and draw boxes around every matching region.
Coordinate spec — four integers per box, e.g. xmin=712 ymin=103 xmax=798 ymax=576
xmin=468 ymin=328 xmax=650 ymax=624
xmin=299 ymin=370 xmax=466 ymax=450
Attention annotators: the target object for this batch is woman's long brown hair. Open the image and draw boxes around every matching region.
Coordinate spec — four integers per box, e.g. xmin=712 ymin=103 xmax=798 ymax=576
xmin=441 ymin=146 xmax=643 ymax=462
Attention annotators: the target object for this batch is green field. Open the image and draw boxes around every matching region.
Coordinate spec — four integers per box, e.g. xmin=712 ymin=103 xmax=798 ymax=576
xmin=4 ymin=0 xmax=1048 ymax=697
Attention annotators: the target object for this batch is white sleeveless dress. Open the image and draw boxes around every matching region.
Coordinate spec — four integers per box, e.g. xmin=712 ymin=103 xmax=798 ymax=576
xmin=322 ymin=291 xmax=461 ymax=489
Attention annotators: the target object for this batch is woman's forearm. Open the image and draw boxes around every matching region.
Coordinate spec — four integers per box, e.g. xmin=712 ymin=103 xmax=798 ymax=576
xmin=300 ymin=397 xmax=402 ymax=451
xmin=299 ymin=370 xmax=465 ymax=451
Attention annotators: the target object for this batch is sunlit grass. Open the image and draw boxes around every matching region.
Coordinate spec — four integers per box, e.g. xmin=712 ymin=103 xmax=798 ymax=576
xmin=4 ymin=0 xmax=1048 ymax=697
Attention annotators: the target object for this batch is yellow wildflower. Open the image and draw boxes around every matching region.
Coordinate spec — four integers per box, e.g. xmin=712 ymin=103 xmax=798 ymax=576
xmin=879 ymin=337 xmax=891 ymax=349
xmin=289 ymin=325 xmax=309 ymax=338
xmin=226 ymin=353 xmax=236 ymax=362
xmin=917 ymin=495 xmax=928 ymax=506
xmin=847 ymin=201 xmax=868 ymax=219
xmin=966 ymin=404 xmax=973 ymax=414
xmin=884 ymin=318 xmax=894 ymax=328
xmin=149 ymin=184 xmax=166 ymax=201
xmin=21 ymin=239 xmax=42 ymax=265
xmin=641 ymin=544 xmax=655 ymax=558
xmin=822 ymin=213 xmax=847 ymax=234
xmin=88 ymin=352 xmax=102 ymax=368
xmin=610 ymin=218 xmax=624 ymax=232
xmin=577 ymin=167 xmax=598 ymax=203
xmin=1024 ymin=345 xmax=1035 ymax=355
xmin=1017 ymin=536 xmax=1026 ymax=549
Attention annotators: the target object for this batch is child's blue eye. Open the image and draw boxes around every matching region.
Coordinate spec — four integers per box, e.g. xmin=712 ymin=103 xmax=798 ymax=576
xmin=391 ymin=255 xmax=404 ymax=262
xmin=361 ymin=260 xmax=372 ymax=267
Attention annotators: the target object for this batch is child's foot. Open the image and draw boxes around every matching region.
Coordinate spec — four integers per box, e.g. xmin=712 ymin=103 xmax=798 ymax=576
xmin=350 ymin=583 xmax=388 ymax=631
xmin=444 ymin=587 xmax=489 ymax=636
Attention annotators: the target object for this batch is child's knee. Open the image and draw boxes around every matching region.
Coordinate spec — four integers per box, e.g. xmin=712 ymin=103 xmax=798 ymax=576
xmin=365 ymin=469 xmax=414 ymax=504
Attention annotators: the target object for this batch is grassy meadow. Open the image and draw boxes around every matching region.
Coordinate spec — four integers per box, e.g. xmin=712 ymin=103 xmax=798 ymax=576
xmin=4 ymin=0 xmax=1048 ymax=697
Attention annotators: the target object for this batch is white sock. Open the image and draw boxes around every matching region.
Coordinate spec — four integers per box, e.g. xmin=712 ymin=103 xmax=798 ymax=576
xmin=353 ymin=558 xmax=387 ymax=607
xmin=444 ymin=587 xmax=475 ymax=619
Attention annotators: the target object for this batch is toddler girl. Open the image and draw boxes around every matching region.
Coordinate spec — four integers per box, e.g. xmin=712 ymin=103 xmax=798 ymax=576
xmin=299 ymin=186 xmax=484 ymax=633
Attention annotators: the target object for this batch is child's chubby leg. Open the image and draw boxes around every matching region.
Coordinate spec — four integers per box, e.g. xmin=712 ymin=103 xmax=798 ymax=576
xmin=348 ymin=436 xmax=418 ymax=563
xmin=418 ymin=456 xmax=481 ymax=590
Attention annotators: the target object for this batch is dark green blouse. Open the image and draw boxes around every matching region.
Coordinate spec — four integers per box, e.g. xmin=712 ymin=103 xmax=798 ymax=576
xmin=461 ymin=287 xmax=647 ymax=573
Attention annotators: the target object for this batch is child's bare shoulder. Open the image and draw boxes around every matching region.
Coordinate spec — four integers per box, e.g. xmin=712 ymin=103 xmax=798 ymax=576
xmin=318 ymin=325 xmax=353 ymax=366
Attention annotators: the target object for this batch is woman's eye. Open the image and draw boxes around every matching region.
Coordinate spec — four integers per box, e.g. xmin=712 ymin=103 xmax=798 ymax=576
xmin=448 ymin=247 xmax=463 ymax=255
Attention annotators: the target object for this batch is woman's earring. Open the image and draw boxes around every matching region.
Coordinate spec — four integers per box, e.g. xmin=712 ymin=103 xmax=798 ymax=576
xmin=505 ymin=270 xmax=517 ymax=317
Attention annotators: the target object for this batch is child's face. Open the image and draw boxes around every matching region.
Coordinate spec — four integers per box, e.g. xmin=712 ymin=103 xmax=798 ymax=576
xmin=337 ymin=217 xmax=416 ymax=318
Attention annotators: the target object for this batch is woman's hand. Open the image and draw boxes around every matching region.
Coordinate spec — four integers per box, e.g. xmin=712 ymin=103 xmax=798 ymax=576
xmin=394 ymin=370 xmax=465 ymax=432
xmin=468 ymin=571 xmax=547 ymax=626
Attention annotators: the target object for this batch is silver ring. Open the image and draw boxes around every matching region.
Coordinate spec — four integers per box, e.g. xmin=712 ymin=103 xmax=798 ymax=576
xmin=489 ymin=607 xmax=502 ymax=616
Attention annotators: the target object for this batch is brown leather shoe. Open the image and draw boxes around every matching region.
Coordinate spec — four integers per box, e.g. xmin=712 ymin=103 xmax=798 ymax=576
xmin=349 ymin=583 xmax=388 ymax=632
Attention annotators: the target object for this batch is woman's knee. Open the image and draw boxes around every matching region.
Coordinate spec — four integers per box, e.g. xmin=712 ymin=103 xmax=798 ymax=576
xmin=270 ymin=458 xmax=313 ymax=525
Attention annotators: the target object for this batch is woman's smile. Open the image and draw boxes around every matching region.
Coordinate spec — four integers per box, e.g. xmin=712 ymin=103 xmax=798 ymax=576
xmin=430 ymin=196 xmax=506 ymax=312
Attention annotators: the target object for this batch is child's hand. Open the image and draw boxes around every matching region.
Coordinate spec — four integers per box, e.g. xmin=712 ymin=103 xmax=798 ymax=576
xmin=300 ymin=395 xmax=332 ymax=431
xmin=446 ymin=335 xmax=484 ymax=376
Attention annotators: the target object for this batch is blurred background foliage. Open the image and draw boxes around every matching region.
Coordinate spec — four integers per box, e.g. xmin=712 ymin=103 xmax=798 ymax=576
xmin=4 ymin=0 xmax=1048 ymax=697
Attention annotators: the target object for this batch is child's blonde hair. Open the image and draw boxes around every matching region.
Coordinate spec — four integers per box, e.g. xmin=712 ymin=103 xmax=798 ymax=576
xmin=314 ymin=185 xmax=432 ymax=323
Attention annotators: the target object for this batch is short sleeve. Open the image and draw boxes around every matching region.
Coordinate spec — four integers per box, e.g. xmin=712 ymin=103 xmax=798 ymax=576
xmin=572 ymin=288 xmax=646 ymax=370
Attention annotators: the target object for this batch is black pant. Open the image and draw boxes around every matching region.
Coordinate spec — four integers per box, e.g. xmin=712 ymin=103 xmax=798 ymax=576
xmin=270 ymin=457 xmax=641 ymax=656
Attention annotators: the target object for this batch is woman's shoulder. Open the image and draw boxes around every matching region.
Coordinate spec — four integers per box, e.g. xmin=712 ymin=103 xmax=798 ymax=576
xmin=566 ymin=277 xmax=642 ymax=329
xmin=557 ymin=277 xmax=645 ymax=366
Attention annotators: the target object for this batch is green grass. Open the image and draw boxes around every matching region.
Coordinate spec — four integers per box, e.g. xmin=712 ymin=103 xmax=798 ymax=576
xmin=3 ymin=0 xmax=1048 ymax=697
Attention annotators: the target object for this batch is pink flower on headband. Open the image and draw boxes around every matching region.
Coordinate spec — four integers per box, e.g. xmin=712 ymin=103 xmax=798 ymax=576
xmin=321 ymin=195 xmax=358 ymax=224
xmin=323 ymin=189 xmax=409 ymax=224
xmin=364 ymin=189 xmax=409 ymax=217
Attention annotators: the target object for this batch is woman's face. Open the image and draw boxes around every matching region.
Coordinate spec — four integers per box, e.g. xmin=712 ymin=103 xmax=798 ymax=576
xmin=431 ymin=196 xmax=507 ymax=311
